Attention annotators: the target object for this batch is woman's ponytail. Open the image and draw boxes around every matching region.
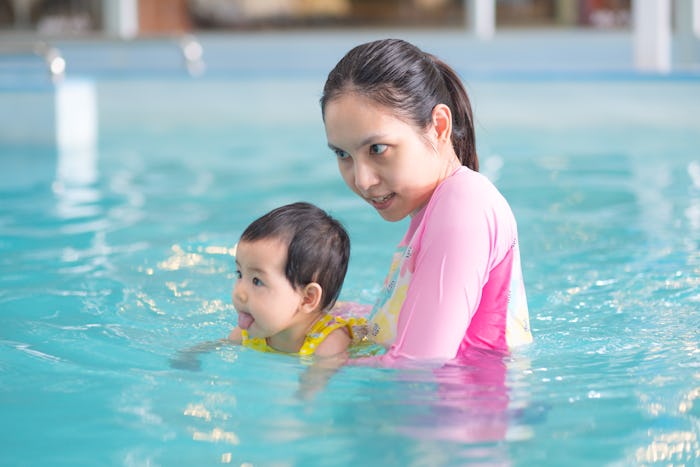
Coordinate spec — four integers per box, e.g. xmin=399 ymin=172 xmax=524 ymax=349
xmin=322 ymin=39 xmax=479 ymax=172
xmin=432 ymin=57 xmax=478 ymax=172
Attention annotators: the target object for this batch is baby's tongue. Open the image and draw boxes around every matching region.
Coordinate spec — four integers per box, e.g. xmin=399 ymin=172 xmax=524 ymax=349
xmin=237 ymin=311 xmax=254 ymax=330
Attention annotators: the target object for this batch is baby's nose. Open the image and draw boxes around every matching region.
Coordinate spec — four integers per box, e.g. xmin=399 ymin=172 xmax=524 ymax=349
xmin=232 ymin=281 xmax=246 ymax=304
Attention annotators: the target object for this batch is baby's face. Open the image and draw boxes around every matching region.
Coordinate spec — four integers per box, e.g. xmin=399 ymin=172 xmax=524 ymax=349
xmin=231 ymin=238 xmax=304 ymax=338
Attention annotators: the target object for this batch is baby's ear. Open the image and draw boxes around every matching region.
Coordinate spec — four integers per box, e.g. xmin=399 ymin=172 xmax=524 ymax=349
xmin=300 ymin=283 xmax=323 ymax=313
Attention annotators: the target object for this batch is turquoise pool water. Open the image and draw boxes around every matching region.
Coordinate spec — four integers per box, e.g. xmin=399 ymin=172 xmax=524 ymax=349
xmin=1 ymin=34 xmax=700 ymax=465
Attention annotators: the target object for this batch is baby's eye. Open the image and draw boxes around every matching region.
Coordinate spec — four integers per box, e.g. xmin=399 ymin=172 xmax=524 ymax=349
xmin=369 ymin=144 xmax=388 ymax=155
xmin=252 ymin=277 xmax=264 ymax=287
xmin=234 ymin=270 xmax=242 ymax=279
xmin=333 ymin=149 xmax=350 ymax=160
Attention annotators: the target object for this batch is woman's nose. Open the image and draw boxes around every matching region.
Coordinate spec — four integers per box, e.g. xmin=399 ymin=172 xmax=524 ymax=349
xmin=354 ymin=161 xmax=379 ymax=192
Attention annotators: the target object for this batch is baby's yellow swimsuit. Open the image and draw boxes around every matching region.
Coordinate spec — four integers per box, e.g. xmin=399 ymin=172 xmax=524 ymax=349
xmin=241 ymin=314 xmax=368 ymax=356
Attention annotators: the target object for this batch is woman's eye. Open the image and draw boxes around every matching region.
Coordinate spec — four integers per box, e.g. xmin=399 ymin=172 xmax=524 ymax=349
xmin=369 ymin=144 xmax=387 ymax=155
xmin=252 ymin=277 xmax=263 ymax=287
xmin=334 ymin=149 xmax=350 ymax=160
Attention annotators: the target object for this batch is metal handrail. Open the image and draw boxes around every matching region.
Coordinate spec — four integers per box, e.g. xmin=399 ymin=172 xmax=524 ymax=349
xmin=33 ymin=41 xmax=65 ymax=82
xmin=1 ymin=35 xmax=206 ymax=80
xmin=179 ymin=34 xmax=205 ymax=77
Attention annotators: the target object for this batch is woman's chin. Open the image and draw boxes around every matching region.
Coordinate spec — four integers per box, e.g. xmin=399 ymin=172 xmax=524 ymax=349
xmin=375 ymin=207 xmax=408 ymax=222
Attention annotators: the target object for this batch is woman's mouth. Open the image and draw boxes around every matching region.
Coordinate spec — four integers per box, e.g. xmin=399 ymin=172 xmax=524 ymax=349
xmin=368 ymin=193 xmax=395 ymax=210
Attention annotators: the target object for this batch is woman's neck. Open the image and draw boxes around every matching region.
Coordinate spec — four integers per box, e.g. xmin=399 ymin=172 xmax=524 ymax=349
xmin=409 ymin=154 xmax=462 ymax=218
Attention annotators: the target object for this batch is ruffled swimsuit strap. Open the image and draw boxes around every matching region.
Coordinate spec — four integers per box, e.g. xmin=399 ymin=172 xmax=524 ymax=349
xmin=241 ymin=315 xmax=369 ymax=356
xmin=298 ymin=314 xmax=368 ymax=356
xmin=241 ymin=329 xmax=276 ymax=353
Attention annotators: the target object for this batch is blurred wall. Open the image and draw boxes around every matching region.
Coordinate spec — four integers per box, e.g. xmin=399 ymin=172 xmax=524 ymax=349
xmin=0 ymin=0 xmax=634 ymax=35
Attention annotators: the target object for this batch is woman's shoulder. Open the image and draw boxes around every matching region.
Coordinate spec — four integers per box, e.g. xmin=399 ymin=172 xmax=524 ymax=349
xmin=441 ymin=166 xmax=498 ymax=196
xmin=431 ymin=167 xmax=508 ymax=214
xmin=422 ymin=166 xmax=517 ymax=239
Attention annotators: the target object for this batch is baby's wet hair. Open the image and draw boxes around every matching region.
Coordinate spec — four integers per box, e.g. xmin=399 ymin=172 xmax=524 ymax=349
xmin=239 ymin=202 xmax=350 ymax=311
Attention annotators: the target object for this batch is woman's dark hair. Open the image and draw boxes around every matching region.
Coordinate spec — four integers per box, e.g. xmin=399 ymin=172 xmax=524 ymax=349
xmin=239 ymin=202 xmax=350 ymax=311
xmin=321 ymin=38 xmax=478 ymax=171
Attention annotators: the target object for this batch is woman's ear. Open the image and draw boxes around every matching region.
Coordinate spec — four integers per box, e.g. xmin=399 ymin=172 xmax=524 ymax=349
xmin=300 ymin=283 xmax=323 ymax=313
xmin=431 ymin=103 xmax=453 ymax=144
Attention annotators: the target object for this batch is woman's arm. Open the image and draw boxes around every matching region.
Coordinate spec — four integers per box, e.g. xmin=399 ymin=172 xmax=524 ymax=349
xmin=331 ymin=301 xmax=373 ymax=319
xmin=386 ymin=174 xmax=515 ymax=360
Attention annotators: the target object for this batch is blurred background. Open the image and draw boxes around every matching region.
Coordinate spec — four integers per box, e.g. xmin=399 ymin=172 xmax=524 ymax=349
xmin=1 ymin=5 xmax=699 ymax=465
xmin=0 ymin=0 xmax=632 ymax=36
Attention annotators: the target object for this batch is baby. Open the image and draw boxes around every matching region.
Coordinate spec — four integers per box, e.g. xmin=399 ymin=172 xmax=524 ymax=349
xmin=170 ymin=202 xmax=367 ymax=372
xmin=227 ymin=202 xmax=366 ymax=356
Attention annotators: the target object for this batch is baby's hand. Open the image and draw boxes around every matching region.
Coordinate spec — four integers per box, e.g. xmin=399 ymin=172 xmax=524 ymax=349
xmin=170 ymin=339 xmax=229 ymax=371
xmin=169 ymin=352 xmax=202 ymax=371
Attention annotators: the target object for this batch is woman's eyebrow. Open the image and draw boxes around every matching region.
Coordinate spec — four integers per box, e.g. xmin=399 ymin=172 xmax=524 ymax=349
xmin=359 ymin=134 xmax=388 ymax=147
xmin=327 ymin=134 xmax=388 ymax=152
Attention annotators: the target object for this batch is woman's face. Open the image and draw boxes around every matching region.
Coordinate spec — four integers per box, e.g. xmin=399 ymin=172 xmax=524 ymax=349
xmin=324 ymin=93 xmax=449 ymax=222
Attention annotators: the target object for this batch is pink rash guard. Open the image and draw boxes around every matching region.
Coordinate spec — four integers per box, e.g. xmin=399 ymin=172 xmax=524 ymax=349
xmin=369 ymin=166 xmax=532 ymax=361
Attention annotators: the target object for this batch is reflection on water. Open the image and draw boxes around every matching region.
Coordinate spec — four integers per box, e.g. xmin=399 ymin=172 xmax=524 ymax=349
xmin=54 ymin=80 xmax=97 ymax=186
xmin=636 ymin=430 xmax=700 ymax=464
xmin=52 ymin=79 xmax=104 ymax=241
xmin=169 ymin=345 xmax=527 ymax=465
xmin=687 ymin=161 xmax=700 ymax=232
xmin=1 ymin=79 xmax=699 ymax=465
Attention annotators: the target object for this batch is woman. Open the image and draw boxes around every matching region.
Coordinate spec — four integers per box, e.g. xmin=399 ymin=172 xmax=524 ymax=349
xmin=322 ymin=38 xmax=532 ymax=362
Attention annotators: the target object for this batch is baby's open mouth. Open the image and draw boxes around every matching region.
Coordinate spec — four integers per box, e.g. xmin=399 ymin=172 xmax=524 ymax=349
xmin=237 ymin=311 xmax=255 ymax=330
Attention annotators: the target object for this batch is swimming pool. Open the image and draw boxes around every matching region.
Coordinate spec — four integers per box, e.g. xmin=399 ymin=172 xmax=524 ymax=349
xmin=1 ymin=32 xmax=699 ymax=465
